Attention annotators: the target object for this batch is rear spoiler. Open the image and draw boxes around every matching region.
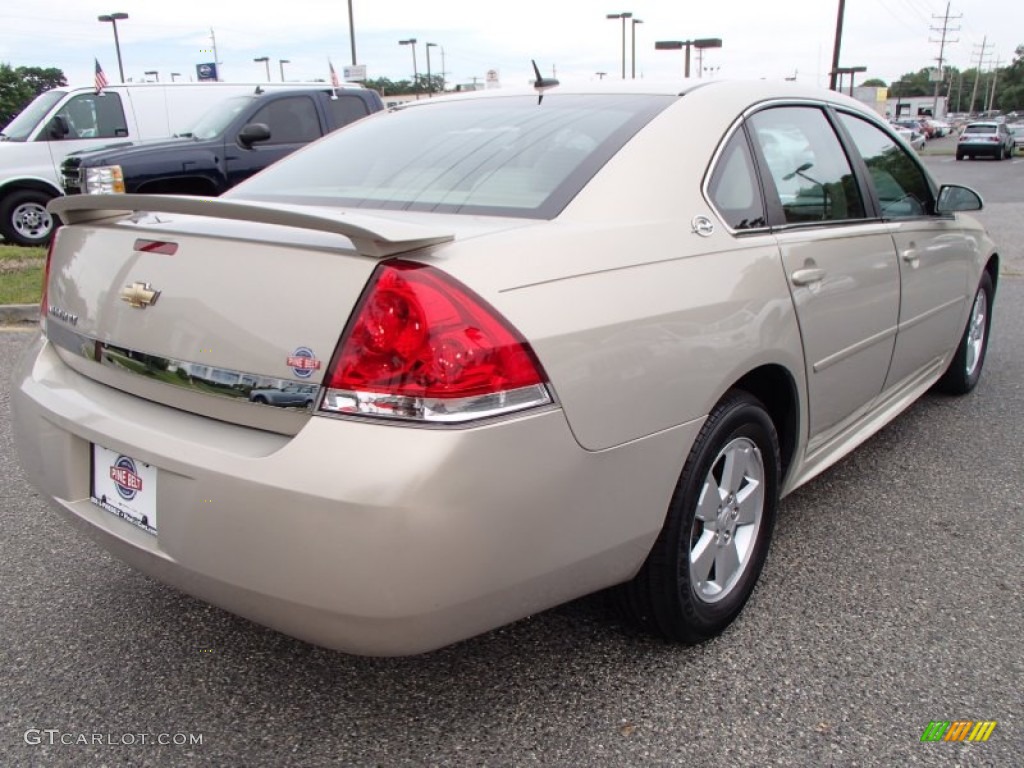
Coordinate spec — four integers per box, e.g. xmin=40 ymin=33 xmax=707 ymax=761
xmin=49 ymin=194 xmax=454 ymax=258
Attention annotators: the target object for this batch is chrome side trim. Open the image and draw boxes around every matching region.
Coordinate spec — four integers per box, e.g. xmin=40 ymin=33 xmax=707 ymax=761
xmin=45 ymin=323 xmax=319 ymax=411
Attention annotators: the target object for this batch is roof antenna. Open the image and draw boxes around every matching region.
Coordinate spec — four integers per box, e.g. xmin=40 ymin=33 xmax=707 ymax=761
xmin=531 ymin=59 xmax=559 ymax=104
xmin=254 ymin=85 xmax=264 ymax=95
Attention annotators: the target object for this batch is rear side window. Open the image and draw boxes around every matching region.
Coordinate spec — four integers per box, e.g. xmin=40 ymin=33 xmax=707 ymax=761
xmin=837 ymin=112 xmax=933 ymax=218
xmin=707 ymin=129 xmax=766 ymax=230
xmin=327 ymin=95 xmax=370 ymax=129
xmin=749 ymin=106 xmax=866 ymax=225
xmin=228 ymin=94 xmax=674 ymax=219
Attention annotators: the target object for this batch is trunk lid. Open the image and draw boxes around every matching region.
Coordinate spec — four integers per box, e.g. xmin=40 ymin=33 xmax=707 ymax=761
xmin=43 ymin=195 xmax=470 ymax=434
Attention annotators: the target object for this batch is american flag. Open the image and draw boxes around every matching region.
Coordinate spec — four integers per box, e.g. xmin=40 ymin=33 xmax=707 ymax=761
xmin=94 ymin=59 xmax=109 ymax=93
xmin=329 ymin=59 xmax=340 ymax=88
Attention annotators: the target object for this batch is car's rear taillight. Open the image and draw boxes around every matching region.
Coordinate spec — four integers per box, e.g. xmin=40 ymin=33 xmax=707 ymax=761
xmin=39 ymin=229 xmax=58 ymax=333
xmin=320 ymin=260 xmax=552 ymax=423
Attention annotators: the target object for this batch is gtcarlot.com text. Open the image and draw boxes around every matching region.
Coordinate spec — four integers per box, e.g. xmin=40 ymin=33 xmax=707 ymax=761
xmin=24 ymin=729 xmax=203 ymax=746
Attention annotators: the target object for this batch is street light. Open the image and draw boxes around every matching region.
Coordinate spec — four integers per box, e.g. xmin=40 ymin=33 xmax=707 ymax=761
xmin=426 ymin=42 xmax=438 ymax=96
xmin=170 ymin=72 xmax=181 ymax=82
xmin=399 ymin=39 xmax=419 ymax=94
xmin=253 ymin=56 xmax=270 ymax=81
xmin=97 ymin=13 xmax=129 ymax=83
xmin=631 ymin=19 xmax=643 ymax=79
xmin=655 ymin=37 xmax=722 ymax=79
xmin=279 ymin=59 xmax=290 ymax=82
xmin=606 ymin=12 xmax=632 ymax=80
xmin=144 ymin=70 xmax=158 ymax=82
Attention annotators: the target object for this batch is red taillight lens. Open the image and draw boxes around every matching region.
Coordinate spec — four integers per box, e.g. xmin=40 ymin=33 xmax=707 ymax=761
xmin=40 ymin=229 xmax=59 ymax=332
xmin=320 ymin=261 xmax=551 ymax=423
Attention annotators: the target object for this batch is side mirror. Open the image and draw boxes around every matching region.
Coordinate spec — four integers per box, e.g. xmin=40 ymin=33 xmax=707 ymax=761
xmin=238 ymin=122 xmax=271 ymax=148
xmin=936 ymin=184 xmax=983 ymax=213
xmin=48 ymin=115 xmax=70 ymax=140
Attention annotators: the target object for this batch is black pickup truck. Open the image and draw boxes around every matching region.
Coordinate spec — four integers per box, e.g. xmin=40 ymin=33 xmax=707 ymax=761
xmin=61 ymin=86 xmax=383 ymax=196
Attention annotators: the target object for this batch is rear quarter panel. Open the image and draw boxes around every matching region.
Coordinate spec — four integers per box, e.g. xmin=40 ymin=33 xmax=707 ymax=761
xmin=429 ymin=91 xmax=806 ymax=451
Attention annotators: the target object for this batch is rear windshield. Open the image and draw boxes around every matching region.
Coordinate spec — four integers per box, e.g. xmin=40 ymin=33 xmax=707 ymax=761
xmin=963 ymin=124 xmax=998 ymax=134
xmin=228 ymin=93 xmax=674 ymax=219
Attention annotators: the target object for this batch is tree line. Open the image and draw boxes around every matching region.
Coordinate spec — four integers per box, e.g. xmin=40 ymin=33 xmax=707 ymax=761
xmin=0 ymin=64 xmax=67 ymax=126
xmin=862 ymin=44 xmax=1024 ymax=113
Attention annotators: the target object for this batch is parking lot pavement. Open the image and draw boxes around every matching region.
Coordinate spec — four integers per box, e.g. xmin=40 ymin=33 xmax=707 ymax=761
xmin=2 ymin=161 xmax=1021 ymax=767
xmin=2 ymin=278 xmax=1021 ymax=765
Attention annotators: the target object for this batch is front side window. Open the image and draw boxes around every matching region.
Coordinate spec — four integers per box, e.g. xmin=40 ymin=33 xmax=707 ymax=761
xmin=837 ymin=112 xmax=933 ymax=218
xmin=707 ymin=129 xmax=766 ymax=230
xmin=249 ymin=96 xmax=322 ymax=145
xmin=228 ymin=94 xmax=674 ymax=219
xmin=749 ymin=106 xmax=865 ymax=225
xmin=54 ymin=93 xmax=127 ymax=139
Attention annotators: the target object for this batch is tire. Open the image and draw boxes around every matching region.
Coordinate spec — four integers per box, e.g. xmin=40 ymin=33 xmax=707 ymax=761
xmin=955 ymin=153 xmax=964 ymax=161
xmin=936 ymin=271 xmax=994 ymax=395
xmin=616 ymin=390 xmax=781 ymax=644
xmin=0 ymin=189 xmax=58 ymax=246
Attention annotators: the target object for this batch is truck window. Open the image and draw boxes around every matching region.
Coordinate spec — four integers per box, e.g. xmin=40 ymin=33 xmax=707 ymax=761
xmin=4 ymin=90 xmax=66 ymax=141
xmin=327 ymin=95 xmax=371 ymax=128
xmin=250 ymin=96 xmax=322 ymax=144
xmin=54 ymin=93 xmax=128 ymax=139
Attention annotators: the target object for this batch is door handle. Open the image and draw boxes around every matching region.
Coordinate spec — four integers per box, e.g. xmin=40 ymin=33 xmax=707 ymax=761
xmin=791 ymin=268 xmax=826 ymax=286
xmin=901 ymin=248 xmax=920 ymax=263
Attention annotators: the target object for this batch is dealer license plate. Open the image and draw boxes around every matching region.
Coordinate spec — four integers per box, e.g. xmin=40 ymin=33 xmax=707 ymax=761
xmin=91 ymin=445 xmax=158 ymax=535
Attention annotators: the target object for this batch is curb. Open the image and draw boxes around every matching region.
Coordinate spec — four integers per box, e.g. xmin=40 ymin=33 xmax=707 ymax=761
xmin=0 ymin=304 xmax=39 ymax=326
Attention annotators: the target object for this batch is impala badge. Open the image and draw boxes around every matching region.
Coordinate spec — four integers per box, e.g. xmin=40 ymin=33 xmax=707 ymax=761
xmin=120 ymin=282 xmax=161 ymax=309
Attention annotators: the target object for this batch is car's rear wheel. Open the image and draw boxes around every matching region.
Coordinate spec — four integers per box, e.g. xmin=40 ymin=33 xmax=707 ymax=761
xmin=616 ymin=390 xmax=780 ymax=644
xmin=936 ymin=271 xmax=994 ymax=395
xmin=956 ymin=152 xmax=964 ymax=161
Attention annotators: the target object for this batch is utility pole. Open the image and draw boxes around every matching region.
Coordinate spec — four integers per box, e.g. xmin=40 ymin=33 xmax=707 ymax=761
xmin=210 ymin=28 xmax=221 ymax=81
xmin=828 ymin=0 xmax=846 ymax=90
xmin=986 ymin=57 xmax=1002 ymax=113
xmin=929 ymin=2 xmax=959 ymax=117
xmin=967 ymin=37 xmax=991 ymax=115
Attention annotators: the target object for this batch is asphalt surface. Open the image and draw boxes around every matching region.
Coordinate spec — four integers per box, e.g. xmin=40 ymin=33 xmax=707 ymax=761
xmin=1 ymin=157 xmax=1022 ymax=767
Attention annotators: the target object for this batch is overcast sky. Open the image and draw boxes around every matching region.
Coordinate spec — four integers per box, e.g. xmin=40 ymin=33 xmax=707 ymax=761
xmin=2 ymin=1 xmax=1019 ymax=92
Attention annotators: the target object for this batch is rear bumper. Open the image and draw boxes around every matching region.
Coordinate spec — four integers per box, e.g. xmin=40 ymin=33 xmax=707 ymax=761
xmin=13 ymin=335 xmax=696 ymax=655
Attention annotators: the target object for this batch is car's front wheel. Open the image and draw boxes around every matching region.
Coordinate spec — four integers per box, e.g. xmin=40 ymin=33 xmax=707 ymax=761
xmin=0 ymin=189 xmax=58 ymax=246
xmin=616 ymin=390 xmax=780 ymax=644
xmin=936 ymin=271 xmax=994 ymax=395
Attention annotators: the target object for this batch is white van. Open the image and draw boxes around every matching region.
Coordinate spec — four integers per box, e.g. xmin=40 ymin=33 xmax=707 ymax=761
xmin=0 ymin=82 xmax=325 ymax=245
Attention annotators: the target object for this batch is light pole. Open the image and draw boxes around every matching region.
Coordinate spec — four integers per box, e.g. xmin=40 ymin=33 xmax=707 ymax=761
xmin=606 ymin=12 xmax=632 ymax=80
xmin=347 ymin=0 xmax=357 ymax=66
xmin=97 ymin=13 xmax=129 ymax=83
xmin=631 ymin=18 xmax=643 ymax=79
xmin=170 ymin=72 xmax=181 ymax=82
xmin=399 ymin=38 xmax=419 ymax=95
xmin=279 ymin=59 xmax=290 ymax=82
xmin=253 ymin=56 xmax=270 ymax=81
xmin=144 ymin=70 xmax=158 ymax=82
xmin=426 ymin=42 xmax=437 ymax=95
xmin=655 ymin=37 xmax=722 ymax=79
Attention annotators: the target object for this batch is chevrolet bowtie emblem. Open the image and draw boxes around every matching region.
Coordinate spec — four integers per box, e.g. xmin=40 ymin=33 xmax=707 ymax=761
xmin=120 ymin=282 xmax=161 ymax=309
